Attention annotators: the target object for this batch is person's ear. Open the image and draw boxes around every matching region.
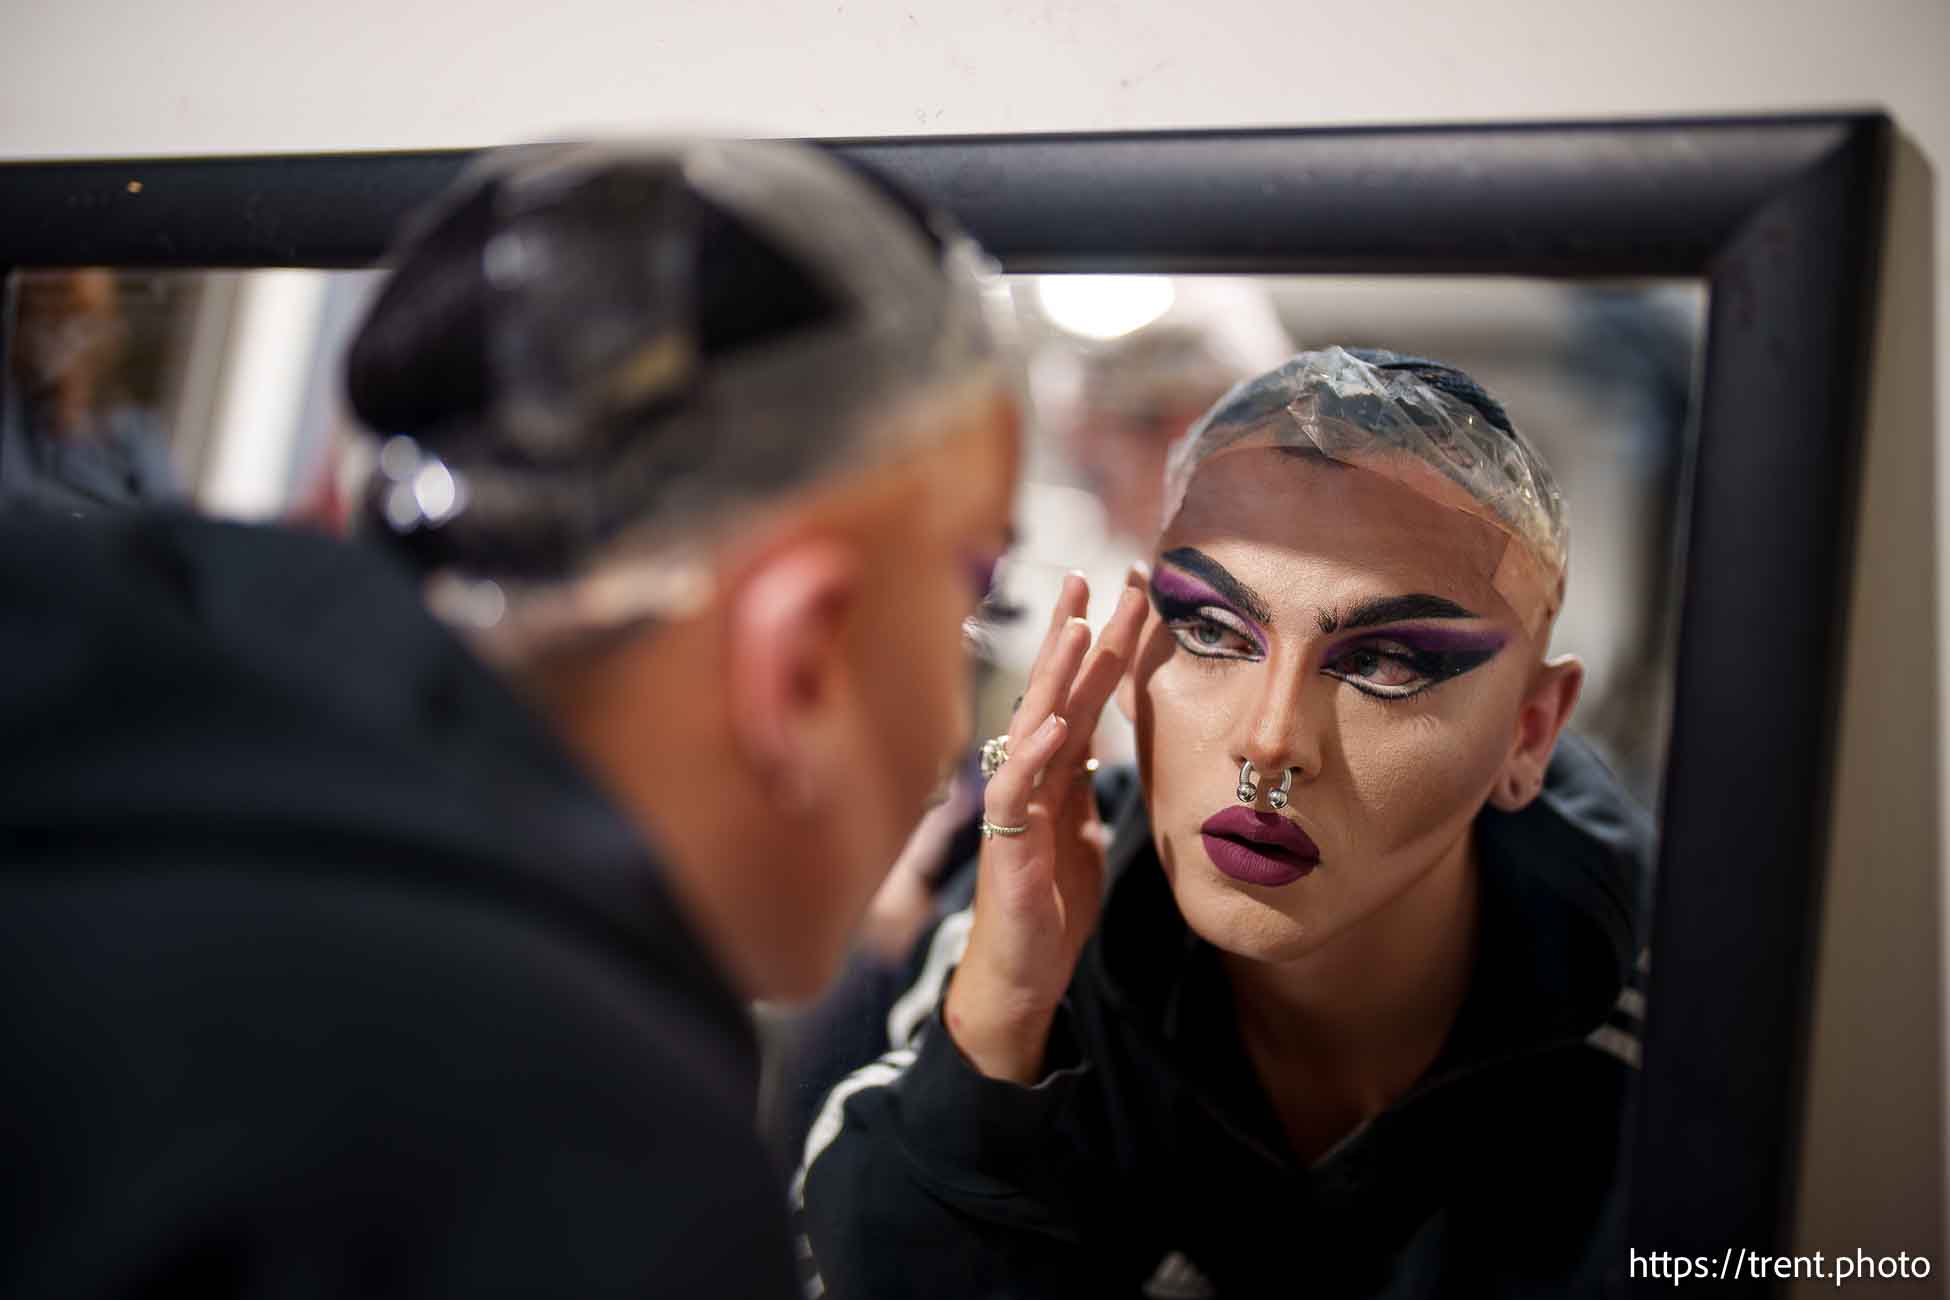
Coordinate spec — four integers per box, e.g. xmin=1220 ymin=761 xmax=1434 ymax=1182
xmin=1488 ymin=654 xmax=1584 ymax=812
xmin=722 ymin=539 xmax=862 ymax=810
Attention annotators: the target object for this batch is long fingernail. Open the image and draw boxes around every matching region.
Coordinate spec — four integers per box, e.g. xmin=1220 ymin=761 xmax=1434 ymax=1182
xmin=1037 ymin=714 xmax=1068 ymax=742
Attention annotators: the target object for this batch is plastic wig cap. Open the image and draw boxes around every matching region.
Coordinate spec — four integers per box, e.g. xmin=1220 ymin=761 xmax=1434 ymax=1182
xmin=1159 ymin=346 xmax=1568 ymax=639
xmin=346 ymin=137 xmax=1015 ymax=642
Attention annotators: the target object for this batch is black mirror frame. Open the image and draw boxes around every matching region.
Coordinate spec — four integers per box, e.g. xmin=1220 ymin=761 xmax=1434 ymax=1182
xmin=0 ymin=113 xmax=1891 ymax=1295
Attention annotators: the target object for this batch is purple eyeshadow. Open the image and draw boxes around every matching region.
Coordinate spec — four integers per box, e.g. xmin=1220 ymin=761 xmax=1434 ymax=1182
xmin=1149 ymin=565 xmax=1269 ymax=652
xmin=1148 ymin=554 xmax=1507 ymax=690
xmin=1341 ymin=624 xmax=1510 ymax=658
xmin=962 ymin=551 xmax=1002 ymax=600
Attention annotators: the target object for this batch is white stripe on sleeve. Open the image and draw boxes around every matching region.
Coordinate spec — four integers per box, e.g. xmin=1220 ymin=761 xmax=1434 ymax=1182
xmin=885 ymin=906 xmax=974 ymax=1049
xmin=791 ymin=1047 xmax=918 ymax=1208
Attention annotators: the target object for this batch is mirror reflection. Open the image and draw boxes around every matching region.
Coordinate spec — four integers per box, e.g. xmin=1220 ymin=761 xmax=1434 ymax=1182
xmin=778 ymin=274 xmax=1701 ymax=1297
xmin=3 ymin=263 xmax=1701 ymax=1298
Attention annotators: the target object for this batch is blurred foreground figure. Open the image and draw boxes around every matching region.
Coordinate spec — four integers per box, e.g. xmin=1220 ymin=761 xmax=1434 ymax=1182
xmin=0 ymin=140 xmax=1018 ymax=1298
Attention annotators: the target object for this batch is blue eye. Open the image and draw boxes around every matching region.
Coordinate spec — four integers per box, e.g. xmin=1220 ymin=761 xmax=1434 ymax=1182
xmin=1166 ymin=612 xmax=1258 ymax=660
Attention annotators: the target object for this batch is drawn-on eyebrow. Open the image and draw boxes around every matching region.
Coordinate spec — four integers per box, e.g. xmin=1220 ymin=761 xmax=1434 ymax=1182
xmin=1158 ymin=546 xmax=1273 ymax=629
xmin=1320 ymin=593 xmax=1481 ymax=635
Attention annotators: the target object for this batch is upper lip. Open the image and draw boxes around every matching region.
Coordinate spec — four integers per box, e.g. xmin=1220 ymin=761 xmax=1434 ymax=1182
xmin=1200 ymin=806 xmax=1321 ymax=860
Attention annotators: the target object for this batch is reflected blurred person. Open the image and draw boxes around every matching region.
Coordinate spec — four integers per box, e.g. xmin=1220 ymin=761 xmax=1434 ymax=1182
xmin=0 ymin=141 xmax=1018 ymax=1299
xmin=1 ymin=269 xmax=181 ymax=510
xmin=795 ymin=348 xmax=1653 ymax=1298
xmin=1047 ymin=279 xmax=1292 ymax=545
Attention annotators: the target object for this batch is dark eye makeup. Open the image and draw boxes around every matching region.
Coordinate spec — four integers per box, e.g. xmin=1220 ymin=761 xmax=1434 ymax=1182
xmin=962 ymin=550 xmax=1022 ymax=625
xmin=1319 ymin=631 xmax=1506 ymax=700
xmin=1148 ymin=566 xmax=1267 ymax=656
xmin=1148 ymin=565 xmax=1507 ymax=701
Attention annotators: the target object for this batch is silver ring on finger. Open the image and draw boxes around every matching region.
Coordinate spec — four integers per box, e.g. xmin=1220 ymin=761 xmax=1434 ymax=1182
xmin=980 ymin=817 xmax=1030 ymax=839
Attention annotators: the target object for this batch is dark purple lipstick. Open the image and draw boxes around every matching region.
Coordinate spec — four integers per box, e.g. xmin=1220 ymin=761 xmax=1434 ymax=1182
xmin=1198 ymin=806 xmax=1321 ymax=887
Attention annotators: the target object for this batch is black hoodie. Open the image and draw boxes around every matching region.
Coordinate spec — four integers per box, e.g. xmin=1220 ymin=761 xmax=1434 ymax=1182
xmin=0 ymin=509 xmax=798 ymax=1299
xmin=794 ymin=737 xmax=1653 ymax=1299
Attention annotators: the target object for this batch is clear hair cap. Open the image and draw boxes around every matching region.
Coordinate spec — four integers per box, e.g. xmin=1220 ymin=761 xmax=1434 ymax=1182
xmin=1159 ymin=346 xmax=1568 ymax=638
xmin=362 ymin=137 xmax=1017 ymax=645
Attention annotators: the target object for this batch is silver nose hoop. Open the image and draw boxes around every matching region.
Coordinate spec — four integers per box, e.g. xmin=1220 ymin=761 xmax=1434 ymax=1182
xmin=1237 ymin=761 xmax=1296 ymax=808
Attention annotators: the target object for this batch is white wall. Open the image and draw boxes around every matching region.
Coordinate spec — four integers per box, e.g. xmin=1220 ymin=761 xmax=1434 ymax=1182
xmin=7 ymin=0 xmax=1946 ymax=1283
xmin=1794 ymin=134 xmax=1941 ymax=1296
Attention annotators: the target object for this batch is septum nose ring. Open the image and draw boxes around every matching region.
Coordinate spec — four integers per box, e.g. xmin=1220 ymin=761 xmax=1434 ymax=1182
xmin=1236 ymin=760 xmax=1295 ymax=810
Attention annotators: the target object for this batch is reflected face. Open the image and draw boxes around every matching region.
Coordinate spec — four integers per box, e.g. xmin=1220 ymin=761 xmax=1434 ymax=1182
xmin=1128 ymin=448 xmax=1540 ymax=963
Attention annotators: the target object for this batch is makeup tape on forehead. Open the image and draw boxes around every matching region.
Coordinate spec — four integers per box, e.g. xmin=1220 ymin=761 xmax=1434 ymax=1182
xmin=1160 ymin=347 xmax=1566 ymax=641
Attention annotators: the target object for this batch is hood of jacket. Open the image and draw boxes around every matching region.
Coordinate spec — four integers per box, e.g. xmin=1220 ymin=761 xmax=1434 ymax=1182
xmin=0 ymin=507 xmax=755 ymax=1083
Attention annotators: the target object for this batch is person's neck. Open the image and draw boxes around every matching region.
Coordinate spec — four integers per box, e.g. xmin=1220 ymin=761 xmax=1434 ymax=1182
xmin=518 ymin=630 xmax=777 ymax=1001
xmin=1219 ymin=829 xmax=1481 ymax=1160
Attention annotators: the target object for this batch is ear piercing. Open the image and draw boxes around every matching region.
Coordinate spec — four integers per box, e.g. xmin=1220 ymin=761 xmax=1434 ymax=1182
xmin=1236 ymin=759 xmax=1296 ymax=809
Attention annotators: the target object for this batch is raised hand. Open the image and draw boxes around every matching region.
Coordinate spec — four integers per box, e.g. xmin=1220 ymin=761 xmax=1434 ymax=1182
xmin=944 ymin=570 xmax=1148 ymax=1084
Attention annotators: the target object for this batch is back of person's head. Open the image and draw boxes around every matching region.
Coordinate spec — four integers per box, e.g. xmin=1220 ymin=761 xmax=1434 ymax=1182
xmin=347 ymin=140 xmax=1009 ymax=628
xmin=345 ymin=139 xmax=1023 ymax=998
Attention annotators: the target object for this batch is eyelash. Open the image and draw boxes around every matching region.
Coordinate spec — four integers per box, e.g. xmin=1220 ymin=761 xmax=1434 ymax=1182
xmin=959 ymin=550 xmax=1022 ymax=647
xmin=1324 ymin=642 xmax=1450 ymax=701
xmin=1159 ymin=606 xmax=1488 ymax=701
xmin=963 ymin=588 xmax=1022 ymax=642
xmin=1164 ymin=610 xmax=1259 ymax=661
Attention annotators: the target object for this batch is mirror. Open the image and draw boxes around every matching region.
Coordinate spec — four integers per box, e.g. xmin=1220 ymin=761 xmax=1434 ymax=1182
xmin=0 ymin=116 xmax=1887 ymax=1289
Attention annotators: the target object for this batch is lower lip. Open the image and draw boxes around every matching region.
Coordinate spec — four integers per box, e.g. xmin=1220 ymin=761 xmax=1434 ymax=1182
xmin=1200 ymin=833 xmax=1317 ymax=887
